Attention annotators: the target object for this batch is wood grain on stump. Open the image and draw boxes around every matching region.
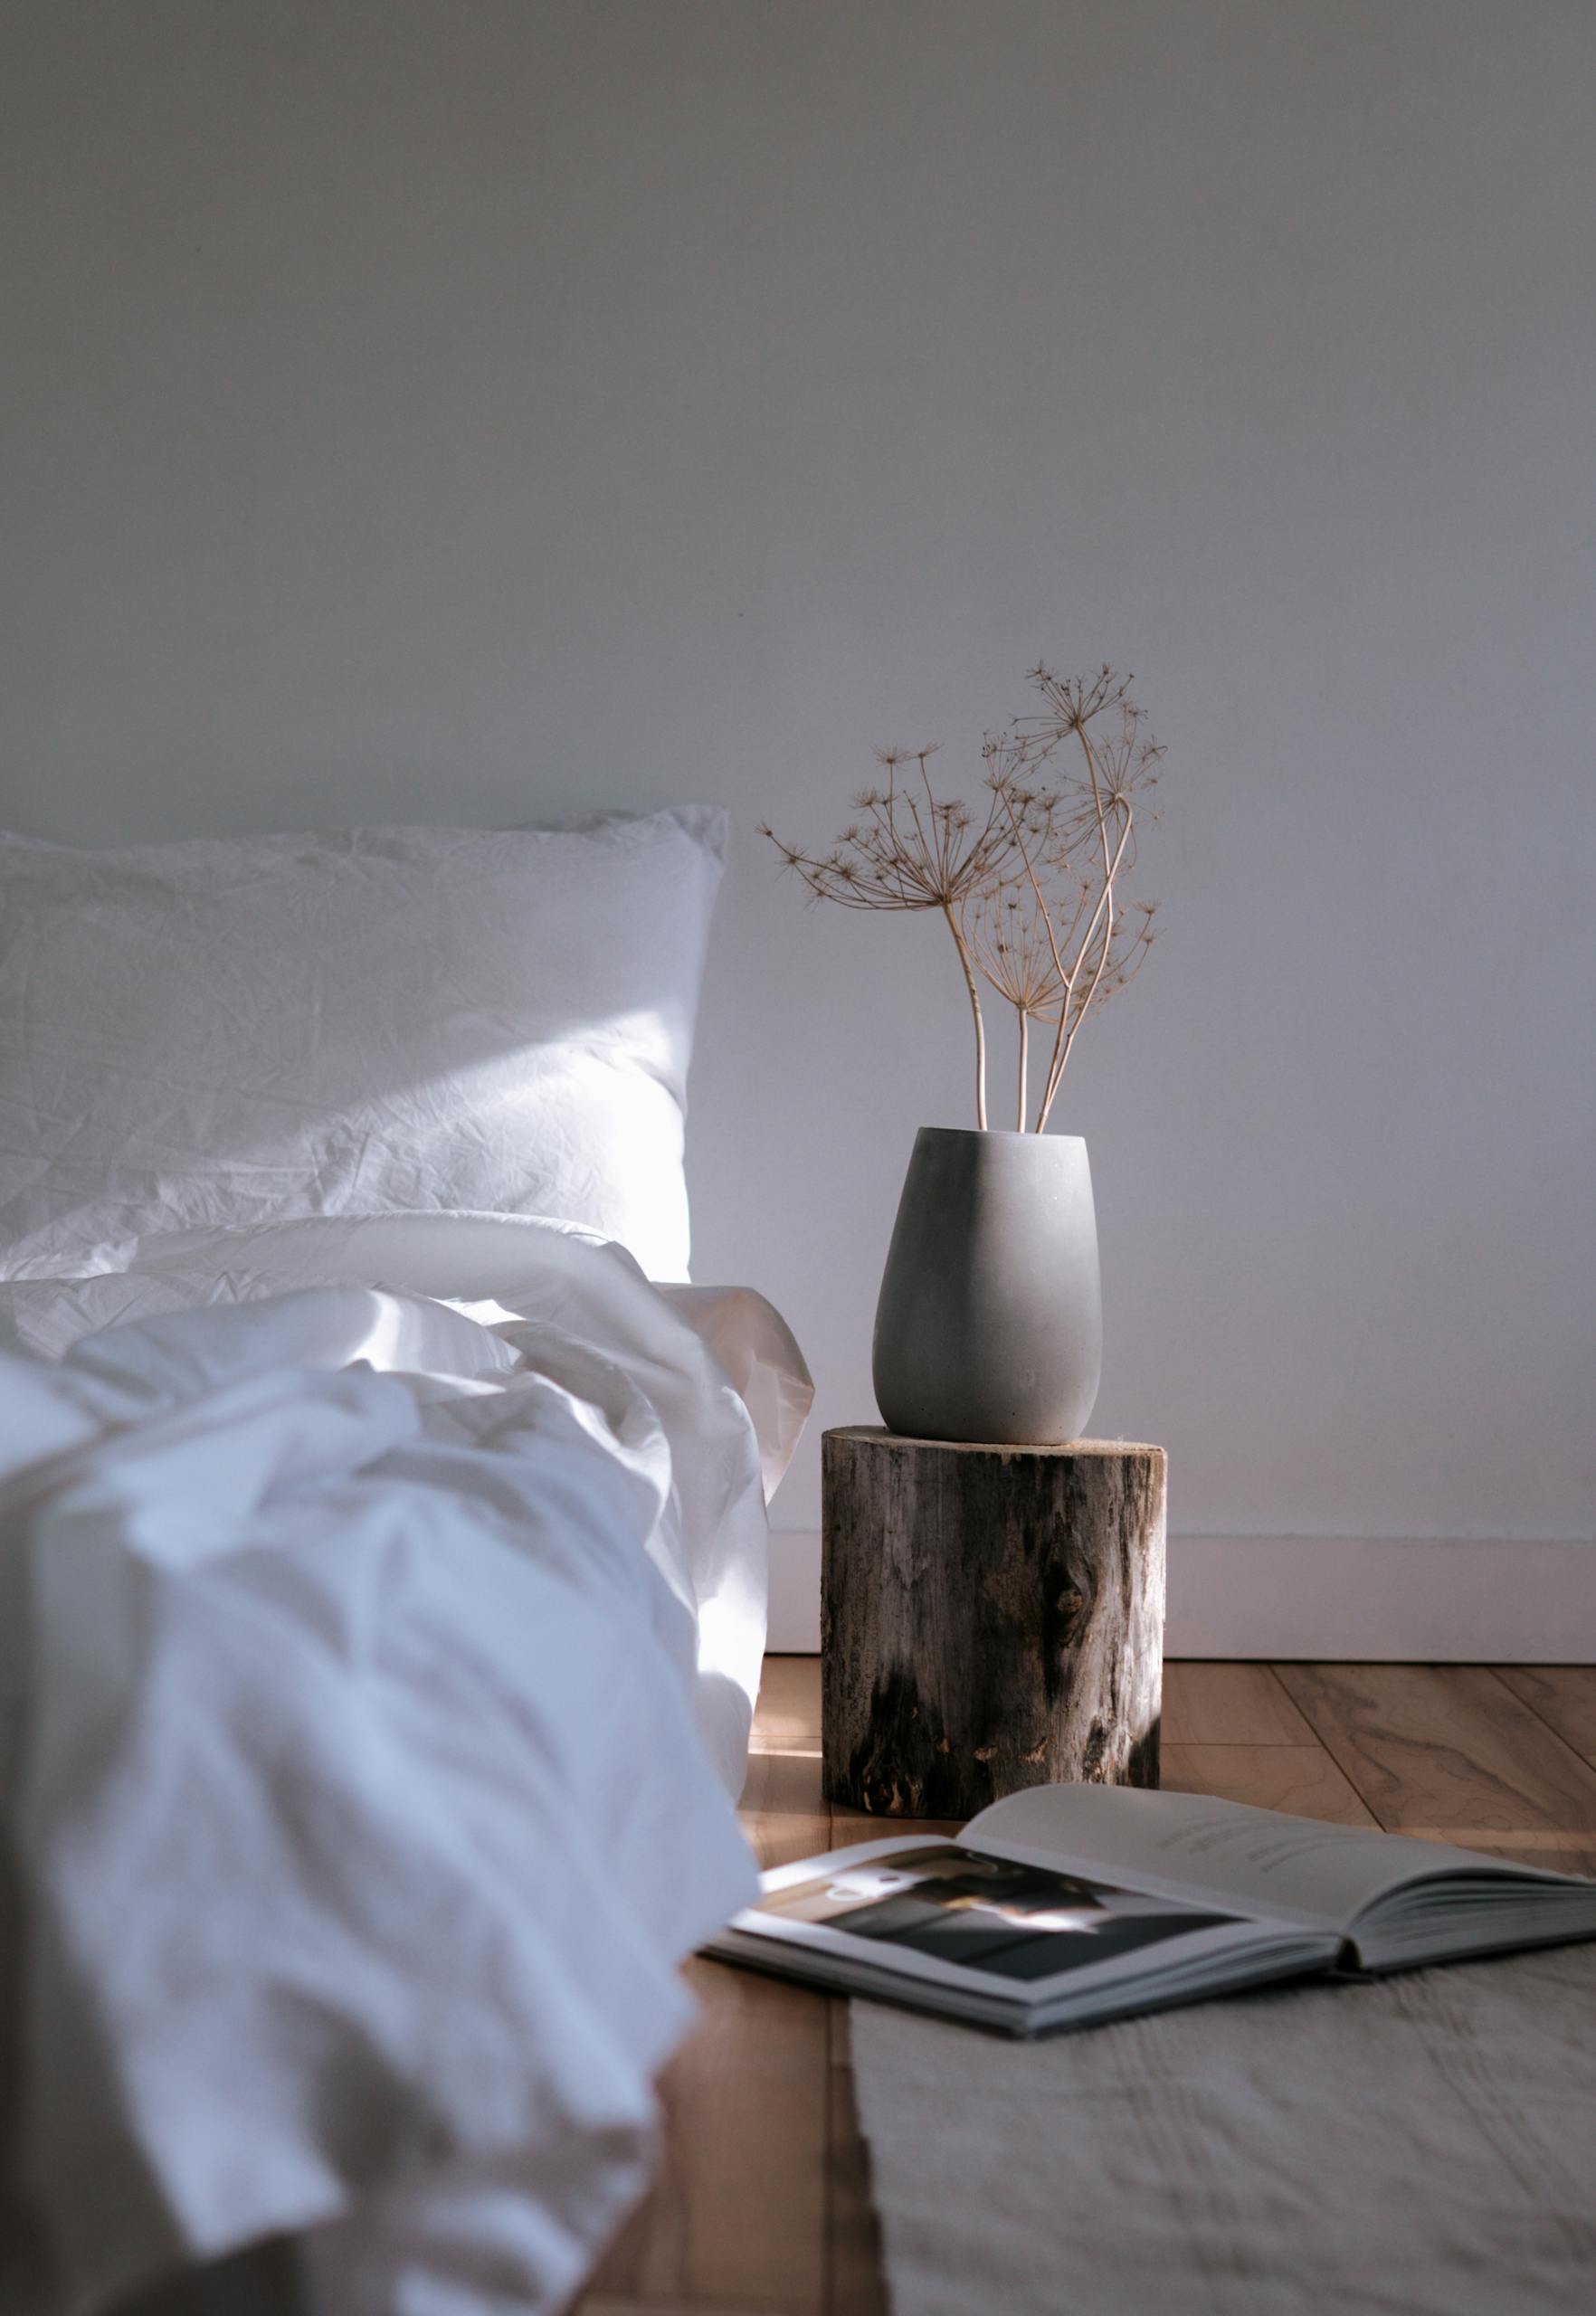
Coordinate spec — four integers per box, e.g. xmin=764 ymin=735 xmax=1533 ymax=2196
xmin=822 ymin=1428 xmax=1166 ymax=1819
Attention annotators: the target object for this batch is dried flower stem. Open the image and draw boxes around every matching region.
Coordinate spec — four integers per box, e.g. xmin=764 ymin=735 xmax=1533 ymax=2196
xmin=764 ymin=667 xmax=1164 ymax=1131
xmin=943 ymin=899 xmax=989 ymax=1130
xmin=982 ymin=669 xmax=1162 ymax=1129
xmin=761 ymin=745 xmax=1015 ymax=1132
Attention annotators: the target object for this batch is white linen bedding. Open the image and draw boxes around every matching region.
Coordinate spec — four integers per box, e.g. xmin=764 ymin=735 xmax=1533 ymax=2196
xmin=0 ymin=811 xmax=728 ymax=1286
xmin=0 ymin=1214 xmax=812 ymax=2316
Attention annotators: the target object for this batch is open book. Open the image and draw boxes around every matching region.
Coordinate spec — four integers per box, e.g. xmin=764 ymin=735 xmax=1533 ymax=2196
xmin=705 ymin=1782 xmax=1596 ymax=2036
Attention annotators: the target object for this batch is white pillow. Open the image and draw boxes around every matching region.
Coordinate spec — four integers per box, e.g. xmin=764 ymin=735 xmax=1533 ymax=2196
xmin=0 ymin=808 xmax=725 ymax=1283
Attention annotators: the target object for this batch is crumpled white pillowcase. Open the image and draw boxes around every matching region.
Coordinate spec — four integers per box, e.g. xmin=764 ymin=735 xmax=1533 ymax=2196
xmin=0 ymin=806 xmax=726 ymax=1284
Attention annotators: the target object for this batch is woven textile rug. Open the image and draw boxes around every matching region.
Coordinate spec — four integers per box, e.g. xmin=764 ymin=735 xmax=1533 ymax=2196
xmin=850 ymin=1945 xmax=1596 ymax=2316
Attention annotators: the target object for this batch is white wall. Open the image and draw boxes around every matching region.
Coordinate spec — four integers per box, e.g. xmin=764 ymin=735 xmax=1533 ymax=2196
xmin=3 ymin=4 xmax=1592 ymax=1583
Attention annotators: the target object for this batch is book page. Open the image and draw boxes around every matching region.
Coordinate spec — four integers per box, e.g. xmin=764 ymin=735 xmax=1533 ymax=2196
xmin=966 ymin=1784 xmax=1546 ymax=1933
xmin=732 ymin=1834 xmax=1281 ymax=2001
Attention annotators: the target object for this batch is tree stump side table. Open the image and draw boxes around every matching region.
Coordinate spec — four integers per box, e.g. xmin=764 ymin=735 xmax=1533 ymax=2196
xmin=822 ymin=1428 xmax=1166 ymax=1819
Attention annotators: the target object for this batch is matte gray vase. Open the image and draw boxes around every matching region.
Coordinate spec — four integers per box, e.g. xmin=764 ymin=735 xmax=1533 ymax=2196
xmin=872 ymin=1126 xmax=1103 ymax=1445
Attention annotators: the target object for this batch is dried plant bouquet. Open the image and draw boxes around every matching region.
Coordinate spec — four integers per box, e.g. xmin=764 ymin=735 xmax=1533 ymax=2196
xmin=764 ymin=663 xmax=1164 ymax=1131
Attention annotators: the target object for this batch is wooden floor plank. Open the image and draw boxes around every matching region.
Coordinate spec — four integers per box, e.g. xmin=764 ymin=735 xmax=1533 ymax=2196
xmin=1275 ymin=1663 xmax=1596 ymax=1869
xmin=1161 ymin=1661 xmax=1315 ymax=1745
xmin=668 ymin=1961 xmax=828 ymax=2316
xmin=580 ymin=2300 xmax=781 ymax=2315
xmin=828 ymin=1805 xmax=964 ymax=1848
xmin=583 ymin=1959 xmax=830 ymax=2314
xmin=1496 ymin=1666 xmax=1596 ymax=1770
xmin=1163 ymin=1741 xmax=1378 ymax=1823
xmin=739 ymin=1746 xmax=831 ymax=1870
xmin=584 ymin=1718 xmax=831 ymax=2311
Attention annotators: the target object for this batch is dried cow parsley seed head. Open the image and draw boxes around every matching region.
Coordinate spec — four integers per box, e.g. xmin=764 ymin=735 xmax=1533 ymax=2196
xmin=764 ymin=662 xmax=1165 ymax=1131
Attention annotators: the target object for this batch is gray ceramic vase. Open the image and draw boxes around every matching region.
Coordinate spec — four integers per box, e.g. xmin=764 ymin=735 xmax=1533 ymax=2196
xmin=872 ymin=1126 xmax=1103 ymax=1445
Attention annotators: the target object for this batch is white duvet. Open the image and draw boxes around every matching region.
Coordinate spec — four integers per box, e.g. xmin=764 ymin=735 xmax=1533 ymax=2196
xmin=0 ymin=1214 xmax=812 ymax=2316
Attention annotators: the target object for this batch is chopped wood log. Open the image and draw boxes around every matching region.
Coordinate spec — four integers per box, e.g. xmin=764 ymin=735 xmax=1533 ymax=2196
xmin=822 ymin=1428 xmax=1166 ymax=1820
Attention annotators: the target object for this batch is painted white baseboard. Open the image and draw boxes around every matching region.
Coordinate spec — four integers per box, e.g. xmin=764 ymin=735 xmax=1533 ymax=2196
xmin=767 ymin=1530 xmax=1596 ymax=1661
xmin=768 ymin=1529 xmax=825 ymax=1652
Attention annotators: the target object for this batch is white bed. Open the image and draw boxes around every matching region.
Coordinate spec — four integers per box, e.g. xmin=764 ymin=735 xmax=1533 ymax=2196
xmin=0 ymin=813 xmax=811 ymax=2316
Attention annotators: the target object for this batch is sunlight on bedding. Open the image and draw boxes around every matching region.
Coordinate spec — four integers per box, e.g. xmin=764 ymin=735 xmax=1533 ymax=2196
xmin=0 ymin=812 xmax=726 ymax=1288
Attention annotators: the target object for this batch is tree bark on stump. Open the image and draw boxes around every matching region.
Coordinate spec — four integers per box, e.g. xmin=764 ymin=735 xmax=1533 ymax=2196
xmin=822 ymin=1428 xmax=1166 ymax=1820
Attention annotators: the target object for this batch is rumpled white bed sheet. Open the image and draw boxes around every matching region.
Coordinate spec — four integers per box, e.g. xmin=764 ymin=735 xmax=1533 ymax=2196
xmin=0 ymin=1212 xmax=813 ymax=2316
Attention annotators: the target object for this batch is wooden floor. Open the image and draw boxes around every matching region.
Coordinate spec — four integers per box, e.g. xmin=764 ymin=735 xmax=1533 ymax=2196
xmin=576 ymin=1657 xmax=1596 ymax=2316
